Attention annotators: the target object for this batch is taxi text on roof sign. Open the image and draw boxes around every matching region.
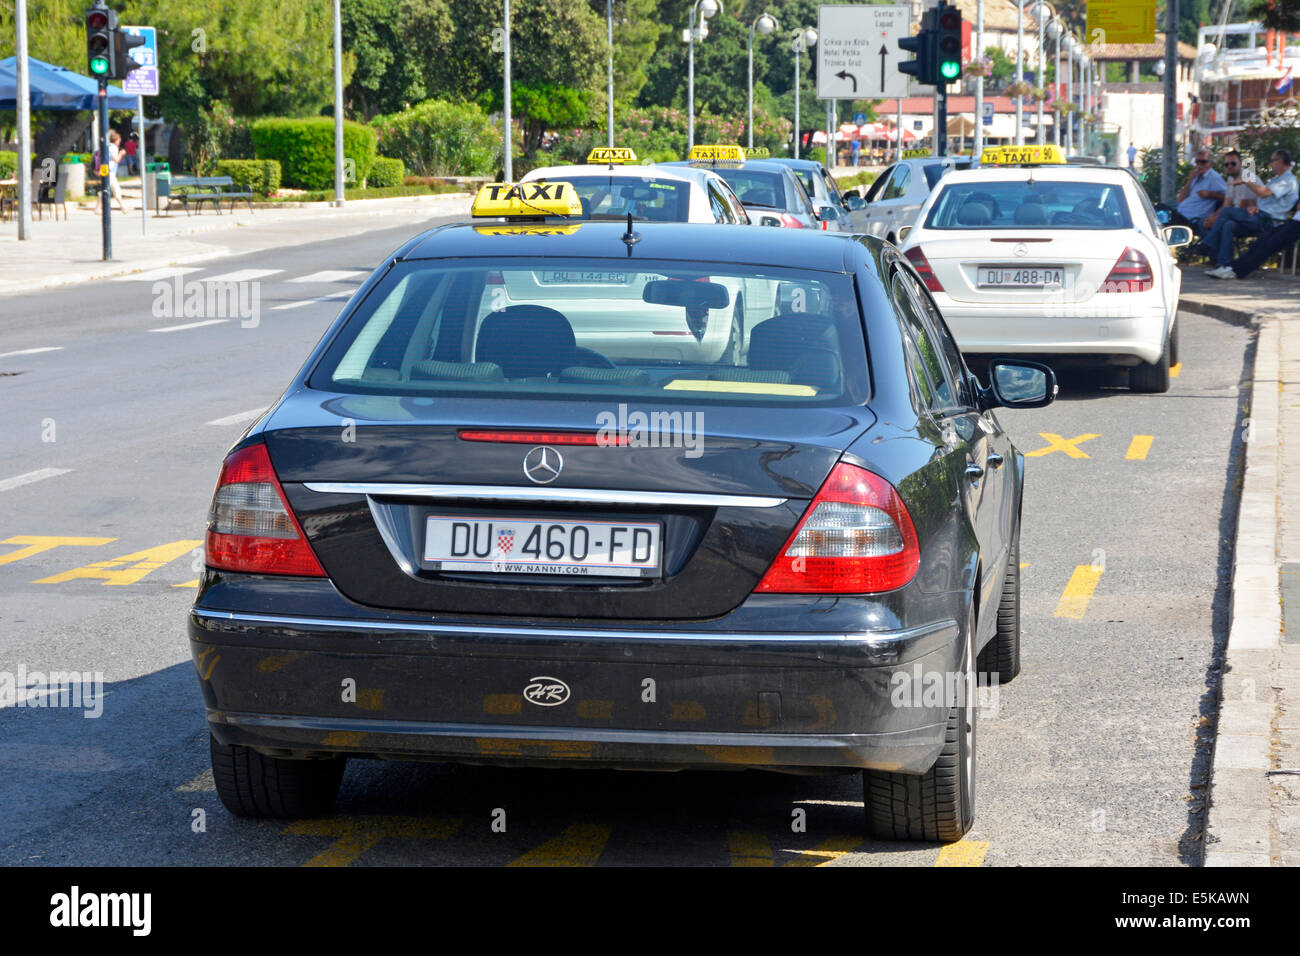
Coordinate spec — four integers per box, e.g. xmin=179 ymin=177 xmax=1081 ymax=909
xmin=587 ymin=146 xmax=638 ymax=164
xmin=687 ymin=144 xmax=746 ymax=166
xmin=470 ymin=181 xmax=583 ymax=218
xmin=980 ymin=144 xmax=1066 ymax=166
xmin=742 ymin=146 xmax=770 ymax=159
xmin=473 ymin=223 xmax=583 ymax=237
xmin=902 ymin=148 xmax=931 ymax=159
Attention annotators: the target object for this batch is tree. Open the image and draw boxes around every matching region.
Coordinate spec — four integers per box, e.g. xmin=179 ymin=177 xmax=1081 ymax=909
xmin=588 ymin=0 xmax=660 ymax=107
xmin=343 ymin=0 xmax=454 ymax=119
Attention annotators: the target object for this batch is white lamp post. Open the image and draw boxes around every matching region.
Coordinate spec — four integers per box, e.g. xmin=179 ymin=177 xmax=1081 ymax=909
xmin=1064 ymin=34 xmax=1076 ymax=154
xmin=748 ymin=12 xmax=778 ymax=149
xmin=686 ymin=0 xmax=722 ymax=151
xmin=607 ymin=1 xmax=615 ymax=149
xmin=1014 ymin=0 xmax=1026 ymax=145
xmin=1031 ymin=1 xmax=1056 ymax=145
xmin=1047 ymin=16 xmax=1061 ymax=145
xmin=792 ymin=27 xmax=818 ymax=159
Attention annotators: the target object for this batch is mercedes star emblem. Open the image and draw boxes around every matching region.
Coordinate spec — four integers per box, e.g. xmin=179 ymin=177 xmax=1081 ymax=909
xmin=1014 ymin=243 xmax=1028 ymax=257
xmin=524 ymin=446 xmax=563 ymax=484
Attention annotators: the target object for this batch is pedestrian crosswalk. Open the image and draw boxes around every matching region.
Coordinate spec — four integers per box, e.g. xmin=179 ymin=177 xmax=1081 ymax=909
xmin=112 ymin=265 xmax=364 ymax=287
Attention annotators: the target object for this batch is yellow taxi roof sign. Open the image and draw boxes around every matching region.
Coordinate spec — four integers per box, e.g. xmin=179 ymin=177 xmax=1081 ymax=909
xmin=470 ymin=181 xmax=583 ymax=218
xmin=473 ymin=223 xmax=583 ymax=237
xmin=980 ymin=144 xmax=1066 ymax=166
xmin=902 ymin=148 xmax=931 ymax=159
xmin=742 ymin=146 xmax=770 ymax=159
xmin=586 ymin=146 xmax=638 ymax=164
xmin=687 ymin=144 xmax=746 ymax=166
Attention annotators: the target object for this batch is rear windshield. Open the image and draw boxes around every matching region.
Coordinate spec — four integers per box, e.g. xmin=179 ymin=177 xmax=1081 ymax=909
xmin=713 ymin=169 xmax=787 ymax=209
xmin=546 ymin=176 xmax=691 ymax=221
xmin=925 ymin=179 xmax=1133 ymax=229
xmin=310 ymin=257 xmax=868 ymax=407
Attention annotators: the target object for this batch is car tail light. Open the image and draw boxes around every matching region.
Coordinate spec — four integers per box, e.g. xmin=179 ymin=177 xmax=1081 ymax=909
xmin=779 ymin=213 xmax=806 ymax=229
xmin=904 ymin=246 xmax=944 ymax=293
xmin=205 ymin=443 xmax=326 ymax=577
xmin=754 ymin=462 xmax=920 ymax=594
xmin=1100 ymin=247 xmax=1153 ymax=292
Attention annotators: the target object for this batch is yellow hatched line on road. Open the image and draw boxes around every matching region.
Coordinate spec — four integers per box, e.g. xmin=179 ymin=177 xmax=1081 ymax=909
xmin=284 ymin=815 xmax=464 ymax=867
xmin=935 ymin=840 xmax=989 ymax=866
xmin=1055 ymin=565 xmax=1104 ymax=619
xmin=505 ymin=823 xmax=612 ymax=867
xmin=1125 ymin=435 xmax=1154 ymax=460
xmin=1025 ymin=433 xmax=1100 ymax=458
xmin=782 ymin=836 xmax=868 ymax=867
xmin=726 ymin=830 xmax=774 ymax=866
xmin=1170 ymin=363 xmax=1182 ymax=378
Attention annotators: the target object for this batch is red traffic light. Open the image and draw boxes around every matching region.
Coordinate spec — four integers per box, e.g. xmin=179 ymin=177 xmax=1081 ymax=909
xmin=87 ymin=10 xmax=108 ymax=29
xmin=939 ymin=10 xmax=961 ymax=30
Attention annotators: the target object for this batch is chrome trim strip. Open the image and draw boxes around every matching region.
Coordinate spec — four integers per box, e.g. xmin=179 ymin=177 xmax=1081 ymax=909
xmin=302 ymin=482 xmax=787 ymax=508
xmin=193 ymin=608 xmax=955 ymax=651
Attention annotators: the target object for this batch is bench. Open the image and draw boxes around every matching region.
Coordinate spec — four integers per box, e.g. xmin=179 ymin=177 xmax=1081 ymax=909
xmin=157 ymin=175 xmax=254 ymax=216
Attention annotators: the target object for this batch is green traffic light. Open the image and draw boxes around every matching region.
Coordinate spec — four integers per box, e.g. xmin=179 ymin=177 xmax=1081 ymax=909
xmin=90 ymin=56 xmax=110 ymax=75
xmin=940 ymin=61 xmax=960 ymax=80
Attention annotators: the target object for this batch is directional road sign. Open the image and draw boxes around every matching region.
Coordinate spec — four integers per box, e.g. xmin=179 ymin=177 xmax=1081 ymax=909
xmin=121 ymin=26 xmax=158 ymax=96
xmin=817 ymin=4 xmax=911 ymax=100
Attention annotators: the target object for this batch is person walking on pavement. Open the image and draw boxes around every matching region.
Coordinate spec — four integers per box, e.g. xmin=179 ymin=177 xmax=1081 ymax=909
xmin=1200 ymin=150 xmax=1252 ymax=233
xmin=91 ymin=130 xmax=130 ymax=215
xmin=1216 ymin=210 xmax=1300 ymax=279
xmin=1127 ymin=143 xmax=1137 ymax=169
xmin=1165 ymin=149 xmax=1226 ymax=232
xmin=1201 ymin=149 xmax=1297 ymax=277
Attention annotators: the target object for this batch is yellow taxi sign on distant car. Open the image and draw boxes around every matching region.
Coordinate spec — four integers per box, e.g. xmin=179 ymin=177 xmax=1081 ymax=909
xmin=687 ymin=144 xmax=746 ymax=166
xmin=980 ymin=144 xmax=1066 ymax=166
xmin=902 ymin=148 xmax=931 ymax=159
xmin=470 ymin=181 xmax=583 ymax=218
xmin=586 ymin=146 xmax=638 ymax=165
xmin=742 ymin=146 xmax=770 ymax=159
xmin=472 ymin=223 xmax=583 ymax=237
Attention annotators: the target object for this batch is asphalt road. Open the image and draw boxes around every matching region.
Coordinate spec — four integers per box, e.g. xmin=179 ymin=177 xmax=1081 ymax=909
xmin=0 ymin=220 xmax=1251 ymax=867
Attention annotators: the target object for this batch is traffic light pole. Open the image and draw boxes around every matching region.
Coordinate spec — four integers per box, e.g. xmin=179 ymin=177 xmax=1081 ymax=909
xmin=98 ymin=80 xmax=112 ymax=260
xmin=937 ymin=85 xmax=948 ymax=157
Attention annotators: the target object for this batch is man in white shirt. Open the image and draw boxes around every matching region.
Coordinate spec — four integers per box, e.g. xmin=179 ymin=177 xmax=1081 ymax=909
xmin=1170 ymin=149 xmax=1226 ymax=231
xmin=1202 ymin=148 xmax=1298 ymax=275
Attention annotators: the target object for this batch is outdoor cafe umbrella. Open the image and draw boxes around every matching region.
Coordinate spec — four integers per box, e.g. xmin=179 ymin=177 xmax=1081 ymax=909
xmin=0 ymin=56 xmax=136 ymax=110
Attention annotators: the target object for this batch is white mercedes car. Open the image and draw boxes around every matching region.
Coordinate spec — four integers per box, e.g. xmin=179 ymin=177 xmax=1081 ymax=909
xmin=898 ymin=147 xmax=1192 ymax=392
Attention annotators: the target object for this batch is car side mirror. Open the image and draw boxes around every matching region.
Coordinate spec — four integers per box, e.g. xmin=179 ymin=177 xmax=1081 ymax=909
xmin=896 ymin=225 xmax=912 ymax=243
xmin=1163 ymin=224 xmax=1193 ymax=248
xmin=980 ymin=359 xmax=1057 ymax=409
xmin=815 ymin=204 xmax=840 ymax=221
xmin=845 ymin=195 xmax=865 ymax=211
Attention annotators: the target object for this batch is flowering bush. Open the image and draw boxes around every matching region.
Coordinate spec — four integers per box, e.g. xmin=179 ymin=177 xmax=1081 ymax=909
xmin=1055 ymin=100 xmax=1078 ymax=113
xmin=371 ymin=100 xmax=500 ymax=177
xmin=963 ymin=57 xmax=994 ymax=78
xmin=1005 ymin=80 xmax=1036 ymax=98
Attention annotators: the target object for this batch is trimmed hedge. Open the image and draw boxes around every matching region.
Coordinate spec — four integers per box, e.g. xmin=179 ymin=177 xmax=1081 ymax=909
xmin=367 ymin=156 xmax=404 ymax=188
xmin=250 ymin=117 xmax=377 ymax=191
xmin=213 ymin=159 xmax=283 ymax=197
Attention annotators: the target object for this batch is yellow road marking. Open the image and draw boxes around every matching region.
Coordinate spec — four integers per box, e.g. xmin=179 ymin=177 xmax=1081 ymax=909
xmin=783 ymin=836 xmax=867 ymax=867
xmin=1019 ymin=562 xmax=1030 ymax=569
xmin=1125 ymin=435 xmax=1154 ymax=460
xmin=1170 ymin=362 xmax=1182 ymax=378
xmin=175 ymin=769 xmax=215 ymax=792
xmin=1025 ymin=433 xmax=1100 ymax=459
xmin=1054 ymin=564 xmax=1104 ymax=619
xmin=172 ymin=579 xmax=200 ymax=588
xmin=505 ymin=824 xmax=612 ymax=867
xmin=33 ymin=539 xmax=201 ymax=586
xmin=727 ymin=830 xmax=774 ymax=867
xmin=935 ymin=840 xmax=989 ymax=866
xmin=0 ymin=535 xmax=116 ymax=566
xmin=284 ymin=816 xmax=463 ymax=867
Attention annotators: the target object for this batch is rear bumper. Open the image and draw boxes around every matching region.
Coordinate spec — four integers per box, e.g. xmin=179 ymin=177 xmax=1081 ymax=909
xmin=190 ymin=607 xmax=961 ymax=774
xmin=933 ymin=298 xmax=1170 ymax=365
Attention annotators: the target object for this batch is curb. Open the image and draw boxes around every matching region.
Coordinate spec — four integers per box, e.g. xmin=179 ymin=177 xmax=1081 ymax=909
xmin=1203 ymin=316 xmax=1282 ymax=866
xmin=1177 ymin=296 xmax=1259 ymax=328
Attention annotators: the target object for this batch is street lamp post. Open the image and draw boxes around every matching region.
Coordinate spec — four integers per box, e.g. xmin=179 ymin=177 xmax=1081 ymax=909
xmin=503 ymin=0 xmax=513 ymax=181
xmin=1014 ymin=0 xmax=1025 ymax=146
xmin=1064 ymin=34 xmax=1075 ymax=154
xmin=1047 ymin=16 xmax=1061 ymax=145
xmin=607 ymin=0 xmax=615 ymax=149
xmin=748 ymin=12 xmax=778 ymax=149
xmin=1031 ymin=1 xmax=1056 ymax=145
xmin=686 ymin=0 xmax=722 ymax=151
xmin=792 ymin=27 xmax=817 ymax=159
xmin=973 ymin=0 xmax=985 ymax=158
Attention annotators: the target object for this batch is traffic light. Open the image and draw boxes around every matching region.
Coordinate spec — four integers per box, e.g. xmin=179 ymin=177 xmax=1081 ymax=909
xmin=85 ymin=3 xmax=113 ymax=79
xmin=898 ymin=9 xmax=935 ymax=87
xmin=936 ymin=3 xmax=963 ymax=84
xmin=112 ymin=28 xmax=145 ymax=80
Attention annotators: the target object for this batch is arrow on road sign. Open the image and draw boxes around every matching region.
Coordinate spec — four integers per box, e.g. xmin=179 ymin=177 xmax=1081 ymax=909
xmin=835 ymin=70 xmax=858 ymax=93
xmin=879 ymin=45 xmax=889 ymax=91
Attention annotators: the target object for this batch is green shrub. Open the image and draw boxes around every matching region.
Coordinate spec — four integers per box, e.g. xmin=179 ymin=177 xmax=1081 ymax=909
xmin=0 ymin=151 xmax=16 ymax=178
xmin=260 ymin=159 xmax=281 ymax=195
xmin=213 ymin=159 xmax=279 ymax=197
xmin=60 ymin=152 xmax=92 ymax=165
xmin=372 ymin=99 xmax=500 ymax=177
xmin=251 ymin=117 xmax=377 ymax=190
xmin=367 ymin=156 xmax=405 ymax=188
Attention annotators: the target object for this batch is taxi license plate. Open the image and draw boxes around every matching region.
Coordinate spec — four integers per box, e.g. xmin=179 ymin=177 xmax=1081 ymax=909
xmin=538 ymin=271 xmax=629 ymax=284
xmin=423 ymin=516 xmax=661 ymax=578
xmin=977 ymin=267 xmax=1065 ymax=288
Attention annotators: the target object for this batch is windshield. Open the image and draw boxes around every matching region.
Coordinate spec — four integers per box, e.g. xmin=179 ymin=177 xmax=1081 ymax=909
xmin=925 ymin=179 xmax=1133 ymax=229
xmin=310 ymin=257 xmax=868 ymax=407
xmin=544 ymin=176 xmax=692 ymax=221
xmin=713 ymin=169 xmax=788 ymax=209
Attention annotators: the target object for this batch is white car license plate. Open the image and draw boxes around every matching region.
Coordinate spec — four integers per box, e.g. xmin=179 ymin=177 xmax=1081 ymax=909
xmin=423 ymin=516 xmax=660 ymax=578
xmin=977 ymin=267 xmax=1065 ymax=288
xmin=538 ymin=271 xmax=629 ymax=284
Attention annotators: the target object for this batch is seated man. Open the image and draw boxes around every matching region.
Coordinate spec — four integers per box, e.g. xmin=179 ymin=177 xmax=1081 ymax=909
xmin=1214 ymin=209 xmax=1300 ymax=279
xmin=1202 ymin=149 xmax=1298 ymax=277
xmin=1167 ymin=150 xmax=1226 ymax=231
xmin=1200 ymin=150 xmax=1252 ymax=232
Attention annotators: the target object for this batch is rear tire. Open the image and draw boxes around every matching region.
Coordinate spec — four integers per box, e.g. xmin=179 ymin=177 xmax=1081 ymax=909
xmin=1167 ymin=318 xmax=1179 ymax=366
xmin=1130 ymin=326 xmax=1172 ymax=393
xmin=864 ymin=609 xmax=976 ymax=843
xmin=977 ymin=531 xmax=1021 ymax=683
xmin=210 ymin=735 xmax=345 ymax=819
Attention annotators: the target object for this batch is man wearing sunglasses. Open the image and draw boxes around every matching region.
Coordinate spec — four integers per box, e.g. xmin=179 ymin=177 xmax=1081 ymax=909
xmin=1202 ymin=149 xmax=1298 ymax=278
xmin=1201 ymin=151 xmax=1252 ymax=232
xmin=1169 ymin=150 xmax=1226 ymax=231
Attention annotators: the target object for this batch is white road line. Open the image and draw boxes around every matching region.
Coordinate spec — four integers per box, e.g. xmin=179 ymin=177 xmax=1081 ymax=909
xmin=206 ymin=408 xmax=265 ymax=427
xmin=110 ymin=266 xmax=202 ymax=283
xmin=0 ymin=347 xmax=63 ymax=359
xmin=0 ymin=468 xmax=72 ymax=493
xmin=150 ymin=319 xmax=228 ymax=333
xmin=272 ymin=290 xmax=353 ymax=311
xmin=202 ymin=269 xmax=283 ymax=283
xmin=288 ymin=270 xmax=365 ymax=284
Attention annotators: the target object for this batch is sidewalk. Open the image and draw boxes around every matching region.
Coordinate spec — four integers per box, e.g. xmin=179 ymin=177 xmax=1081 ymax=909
xmin=1179 ymin=269 xmax=1300 ymax=865
xmin=0 ymin=192 xmax=472 ymax=296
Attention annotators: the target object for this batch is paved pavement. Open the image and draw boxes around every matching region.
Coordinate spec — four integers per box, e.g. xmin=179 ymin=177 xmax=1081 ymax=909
xmin=0 ymin=193 xmax=471 ymax=295
xmin=1180 ymin=269 xmax=1300 ymax=866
